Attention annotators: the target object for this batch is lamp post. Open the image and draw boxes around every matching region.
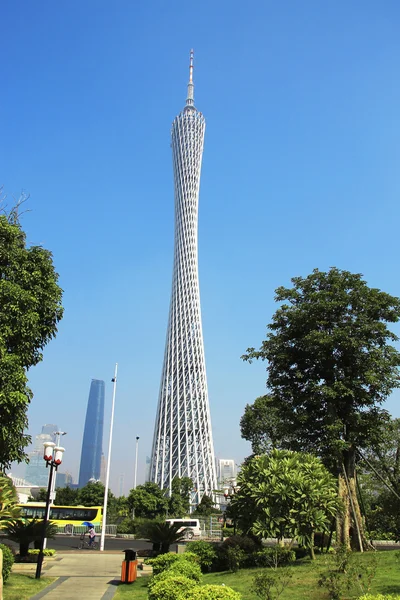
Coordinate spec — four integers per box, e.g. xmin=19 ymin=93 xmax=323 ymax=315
xmin=42 ymin=430 xmax=67 ymax=551
xmin=35 ymin=442 xmax=65 ymax=579
xmin=134 ymin=437 xmax=139 ymax=489
xmin=100 ymin=362 xmax=118 ymax=552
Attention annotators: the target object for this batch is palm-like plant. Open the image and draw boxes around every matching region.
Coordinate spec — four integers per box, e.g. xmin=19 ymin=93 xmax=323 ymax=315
xmin=143 ymin=521 xmax=189 ymax=554
xmin=5 ymin=519 xmax=58 ymax=557
xmin=0 ymin=473 xmax=21 ymax=526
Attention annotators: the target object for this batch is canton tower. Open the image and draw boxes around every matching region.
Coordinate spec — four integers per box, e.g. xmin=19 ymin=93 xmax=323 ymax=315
xmin=150 ymin=51 xmax=217 ymax=506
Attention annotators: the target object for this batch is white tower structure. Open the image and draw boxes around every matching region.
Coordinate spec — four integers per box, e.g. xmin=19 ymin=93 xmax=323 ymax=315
xmin=150 ymin=51 xmax=217 ymax=507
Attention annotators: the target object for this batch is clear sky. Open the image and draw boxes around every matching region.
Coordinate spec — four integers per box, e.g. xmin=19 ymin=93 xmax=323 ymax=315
xmin=2 ymin=1 xmax=400 ymax=494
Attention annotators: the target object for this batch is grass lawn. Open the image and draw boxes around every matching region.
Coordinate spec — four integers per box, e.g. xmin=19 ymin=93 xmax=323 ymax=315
xmin=114 ymin=550 xmax=400 ymax=599
xmin=3 ymin=573 xmax=55 ymax=600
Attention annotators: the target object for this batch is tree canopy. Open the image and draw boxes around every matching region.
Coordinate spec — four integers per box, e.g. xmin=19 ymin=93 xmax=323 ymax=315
xmin=0 ymin=210 xmax=63 ymax=468
xmin=229 ymin=450 xmax=340 ymax=558
xmin=127 ymin=482 xmax=168 ymax=519
xmin=242 ymin=268 xmax=400 ymax=549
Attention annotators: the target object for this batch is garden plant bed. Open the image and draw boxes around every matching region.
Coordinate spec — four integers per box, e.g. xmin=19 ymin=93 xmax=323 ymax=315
xmin=114 ymin=550 xmax=400 ymax=599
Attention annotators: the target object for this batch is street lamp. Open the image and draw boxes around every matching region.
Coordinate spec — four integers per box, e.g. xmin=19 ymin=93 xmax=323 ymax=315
xmin=35 ymin=442 xmax=65 ymax=579
xmin=134 ymin=437 xmax=139 ymax=490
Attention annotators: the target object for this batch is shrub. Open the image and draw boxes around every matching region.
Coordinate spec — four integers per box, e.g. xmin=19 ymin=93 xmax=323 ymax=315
xmin=358 ymin=596 xmax=400 ymax=600
xmin=0 ymin=544 xmax=14 ymax=583
xmin=117 ymin=518 xmax=135 ymax=534
xmin=188 ymin=584 xmax=242 ymax=599
xmin=221 ymin=535 xmax=260 ymax=554
xmin=148 ymin=574 xmax=198 ymax=600
xmin=253 ymin=546 xmax=296 ymax=568
xmin=251 ymin=567 xmax=293 ymax=600
xmin=146 ymin=551 xmax=199 ymax=575
xmin=226 ymin=546 xmax=245 ymax=573
xmin=28 ymin=549 xmax=56 ymax=556
xmin=186 ymin=541 xmax=218 ymax=572
xmin=165 ymin=560 xmax=202 ymax=583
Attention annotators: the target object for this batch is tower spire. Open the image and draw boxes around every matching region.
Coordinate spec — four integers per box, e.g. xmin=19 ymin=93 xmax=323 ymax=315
xmin=186 ymin=49 xmax=195 ymax=107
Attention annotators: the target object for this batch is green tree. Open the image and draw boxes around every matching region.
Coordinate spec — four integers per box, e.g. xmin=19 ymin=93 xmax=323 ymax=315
xmin=230 ymin=450 xmax=340 ymax=558
xmin=242 ymin=268 xmax=400 ymax=550
xmin=127 ymin=482 xmax=168 ymax=519
xmin=168 ymin=477 xmax=192 ymax=516
xmin=0 ymin=206 xmax=63 ymax=468
xmin=193 ymin=494 xmax=218 ymax=517
xmin=240 ymin=395 xmax=285 ymax=455
xmin=54 ymin=486 xmax=79 ymax=506
xmin=77 ymin=481 xmax=115 ymax=507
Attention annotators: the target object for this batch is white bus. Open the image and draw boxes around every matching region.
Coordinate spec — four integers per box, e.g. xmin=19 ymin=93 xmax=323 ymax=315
xmin=165 ymin=518 xmax=201 ymax=539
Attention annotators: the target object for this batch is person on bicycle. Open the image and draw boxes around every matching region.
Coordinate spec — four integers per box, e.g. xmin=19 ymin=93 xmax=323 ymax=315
xmin=88 ymin=526 xmax=96 ymax=547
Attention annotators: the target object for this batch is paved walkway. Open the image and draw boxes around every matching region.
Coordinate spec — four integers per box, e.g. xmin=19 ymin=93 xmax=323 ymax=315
xmin=28 ymin=553 xmax=143 ymax=600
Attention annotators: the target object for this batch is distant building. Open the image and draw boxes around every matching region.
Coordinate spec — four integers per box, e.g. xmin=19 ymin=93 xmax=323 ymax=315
xmin=56 ymin=471 xmax=74 ymax=488
xmin=25 ymin=424 xmax=58 ymax=487
xmin=100 ymin=453 xmax=106 ymax=485
xmin=217 ymin=459 xmax=236 ymax=484
xmin=78 ymin=379 xmax=105 ymax=488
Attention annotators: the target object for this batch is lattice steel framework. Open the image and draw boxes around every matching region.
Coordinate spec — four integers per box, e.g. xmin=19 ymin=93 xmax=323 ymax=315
xmin=150 ymin=51 xmax=217 ymax=506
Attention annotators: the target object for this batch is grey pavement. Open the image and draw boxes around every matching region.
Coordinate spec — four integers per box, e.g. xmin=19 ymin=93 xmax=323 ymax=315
xmin=28 ymin=552 xmax=149 ymax=600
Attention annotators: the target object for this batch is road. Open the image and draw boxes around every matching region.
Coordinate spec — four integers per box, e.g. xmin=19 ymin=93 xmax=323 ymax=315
xmin=0 ymin=534 xmax=153 ymax=553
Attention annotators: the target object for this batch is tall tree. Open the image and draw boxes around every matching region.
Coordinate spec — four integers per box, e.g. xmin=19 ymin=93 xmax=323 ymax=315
xmin=77 ymin=481 xmax=115 ymax=507
xmin=168 ymin=477 xmax=193 ymax=517
xmin=0 ymin=204 xmax=63 ymax=468
xmin=242 ymin=268 xmax=400 ymax=550
xmin=54 ymin=486 xmax=79 ymax=506
xmin=127 ymin=482 xmax=168 ymax=519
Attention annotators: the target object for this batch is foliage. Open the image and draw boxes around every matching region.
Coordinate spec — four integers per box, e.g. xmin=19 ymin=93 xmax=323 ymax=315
xmin=187 ymin=585 xmax=242 ymax=599
xmin=127 ymin=482 xmax=168 ymax=519
xmin=76 ymin=481 xmax=115 ymax=507
xmin=229 ymin=451 xmax=340 ymax=557
xmin=32 ymin=488 xmax=47 ymax=502
xmin=318 ymin=545 xmax=378 ymax=600
xmin=193 ymin=495 xmax=219 ymax=517
xmin=240 ymin=396 xmax=283 ymax=455
xmin=168 ymin=477 xmax=193 ymax=517
xmin=358 ymin=596 xmax=400 ymax=600
xmin=4 ymin=519 xmax=58 ymax=557
xmin=0 ymin=543 xmax=14 ymax=583
xmin=186 ymin=541 xmax=218 ymax=572
xmin=54 ymin=486 xmax=79 ymax=506
xmin=28 ymin=548 xmax=56 ymax=556
xmin=251 ymin=567 xmax=293 ymax=600
xmin=148 ymin=574 xmax=198 ymax=600
xmin=150 ymin=560 xmax=202 ymax=584
xmin=221 ymin=535 xmax=260 ymax=554
xmin=253 ymin=547 xmax=296 ymax=569
xmin=117 ymin=518 xmax=135 ymax=534
xmin=225 ymin=547 xmax=246 ymax=573
xmin=0 ymin=474 xmax=21 ymax=525
xmin=143 ymin=521 xmax=191 ymax=553
xmin=147 ymin=552 xmax=199 ymax=575
xmin=0 ymin=210 xmax=63 ymax=468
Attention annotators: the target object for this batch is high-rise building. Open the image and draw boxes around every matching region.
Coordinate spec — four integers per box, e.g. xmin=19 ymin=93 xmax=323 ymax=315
xmin=78 ymin=379 xmax=105 ymax=488
xmin=150 ymin=51 xmax=217 ymax=506
xmin=25 ymin=424 xmax=58 ymax=487
xmin=217 ymin=459 xmax=236 ymax=484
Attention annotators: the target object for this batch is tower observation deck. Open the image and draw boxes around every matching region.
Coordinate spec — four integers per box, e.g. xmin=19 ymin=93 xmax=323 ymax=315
xmin=150 ymin=51 xmax=217 ymax=507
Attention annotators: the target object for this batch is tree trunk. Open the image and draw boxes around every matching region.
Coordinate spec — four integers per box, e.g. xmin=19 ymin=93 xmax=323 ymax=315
xmin=337 ymin=448 xmax=370 ymax=551
xmin=309 ymin=532 xmax=315 ymax=560
xmin=19 ymin=542 xmax=30 ymax=557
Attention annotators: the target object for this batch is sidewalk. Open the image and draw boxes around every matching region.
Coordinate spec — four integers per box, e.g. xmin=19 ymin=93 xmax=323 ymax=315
xmin=28 ymin=552 xmax=137 ymax=600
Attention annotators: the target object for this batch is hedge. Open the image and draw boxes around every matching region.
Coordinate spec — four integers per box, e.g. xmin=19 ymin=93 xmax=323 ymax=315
xmin=148 ymin=575 xmax=198 ymax=600
xmin=0 ymin=544 xmax=14 ymax=583
xmin=187 ymin=584 xmax=242 ymax=599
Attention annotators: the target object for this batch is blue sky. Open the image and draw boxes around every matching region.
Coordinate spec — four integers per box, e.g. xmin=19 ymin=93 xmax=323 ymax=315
xmin=2 ymin=1 xmax=400 ymax=494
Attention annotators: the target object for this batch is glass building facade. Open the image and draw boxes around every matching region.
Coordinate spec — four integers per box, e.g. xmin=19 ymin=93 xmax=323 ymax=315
xmin=78 ymin=379 xmax=105 ymax=488
xmin=25 ymin=424 xmax=58 ymax=487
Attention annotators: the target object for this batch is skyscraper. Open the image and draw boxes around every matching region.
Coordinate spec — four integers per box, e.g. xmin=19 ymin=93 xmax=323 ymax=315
xmin=150 ymin=51 xmax=217 ymax=506
xmin=25 ymin=424 xmax=58 ymax=487
xmin=78 ymin=379 xmax=105 ymax=488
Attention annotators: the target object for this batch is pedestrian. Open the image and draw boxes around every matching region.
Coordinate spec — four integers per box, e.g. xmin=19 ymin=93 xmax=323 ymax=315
xmin=88 ymin=525 xmax=96 ymax=547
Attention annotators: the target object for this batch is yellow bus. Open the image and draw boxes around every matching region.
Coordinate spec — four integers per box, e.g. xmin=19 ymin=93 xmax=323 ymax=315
xmin=17 ymin=503 xmax=103 ymax=531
